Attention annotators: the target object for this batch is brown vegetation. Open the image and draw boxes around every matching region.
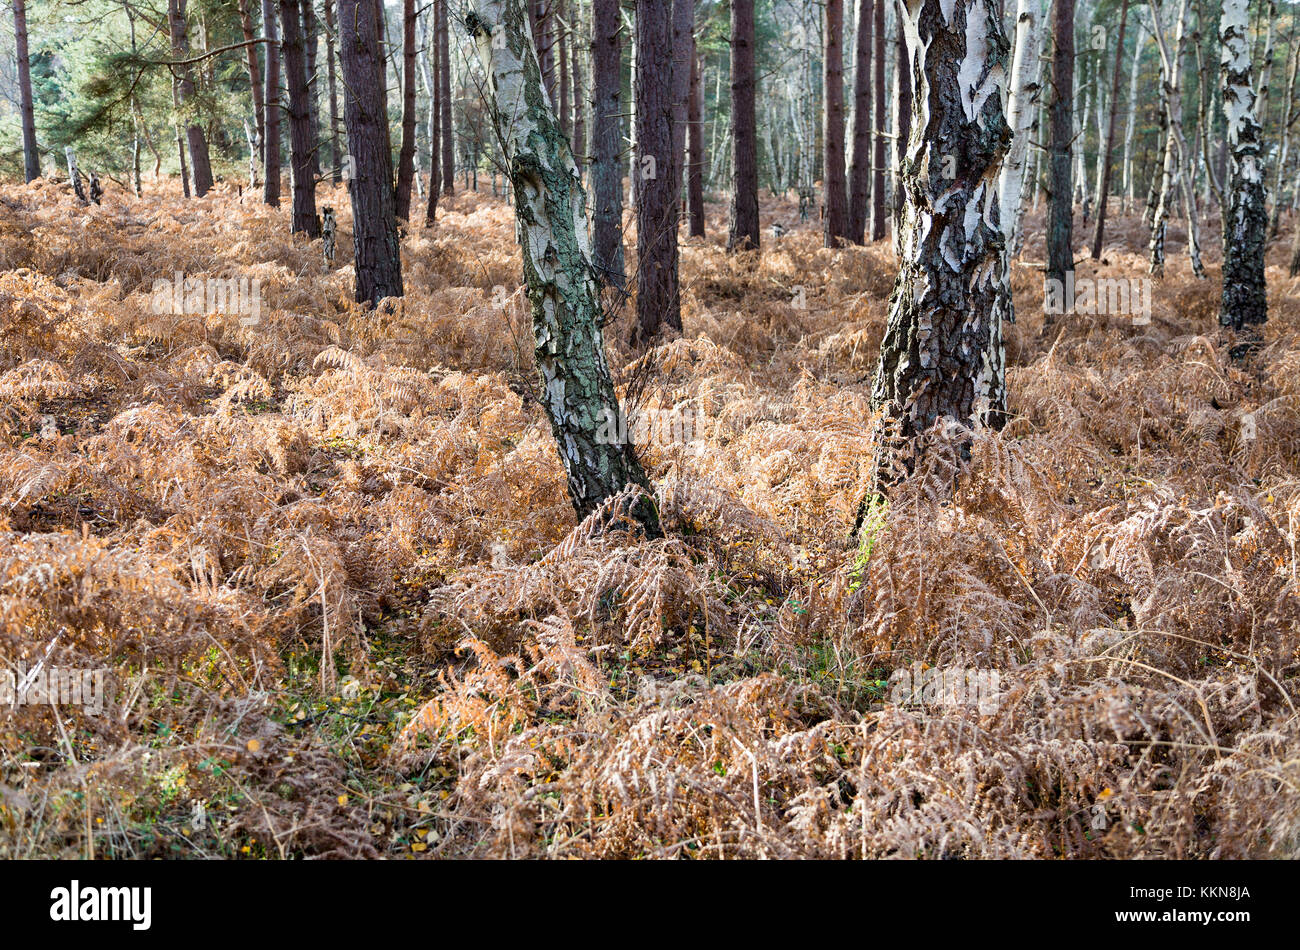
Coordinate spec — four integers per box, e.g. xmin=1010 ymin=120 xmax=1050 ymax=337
xmin=0 ymin=179 xmax=1298 ymax=858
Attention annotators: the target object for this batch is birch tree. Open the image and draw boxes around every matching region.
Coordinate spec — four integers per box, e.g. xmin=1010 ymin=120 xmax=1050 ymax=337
xmin=868 ymin=0 xmax=1013 ymax=493
xmin=998 ymin=0 xmax=1042 ymax=256
xmin=463 ymin=0 xmax=660 ymax=534
xmin=1219 ymin=0 xmax=1268 ymax=332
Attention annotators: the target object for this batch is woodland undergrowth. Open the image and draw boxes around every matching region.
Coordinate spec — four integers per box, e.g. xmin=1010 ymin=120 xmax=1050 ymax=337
xmin=0 ymin=179 xmax=1297 ymax=858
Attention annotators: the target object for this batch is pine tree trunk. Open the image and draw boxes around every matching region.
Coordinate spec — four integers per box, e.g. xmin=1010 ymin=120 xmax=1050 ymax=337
xmin=424 ymin=1 xmax=442 ymax=225
xmin=12 ymin=0 xmax=38 ymax=182
xmin=999 ymin=0 xmax=1041 ymax=255
xmin=325 ymin=0 xmax=342 ymax=183
xmin=591 ymin=0 xmax=626 ymax=287
xmin=688 ymin=38 xmax=705 ymax=237
xmin=1220 ymin=0 xmax=1268 ymax=331
xmin=303 ymin=0 xmax=321 ymax=179
xmin=868 ymin=0 xmax=1012 ymax=496
xmin=727 ymin=0 xmax=760 ymax=252
xmin=1089 ymin=0 xmax=1129 ymax=258
xmin=1046 ymin=0 xmax=1075 ymax=288
xmin=262 ymin=0 xmax=283 ymax=204
xmin=338 ymin=0 xmax=404 ymax=304
xmin=464 ymin=0 xmax=660 ymax=535
xmin=868 ymin=0 xmax=887 ymax=240
xmin=634 ymin=0 xmax=682 ymax=343
xmin=671 ymin=0 xmax=693 ymax=213
xmin=439 ymin=0 xmax=454 ymax=195
xmin=890 ymin=1 xmax=911 ymax=256
xmin=848 ymin=0 xmax=873 ymax=243
xmin=237 ymin=0 xmax=267 ymax=169
xmin=822 ymin=0 xmax=850 ymax=246
xmin=169 ymin=0 xmax=214 ymax=197
xmin=395 ymin=0 xmax=418 ymax=221
xmin=281 ymin=0 xmax=321 ymax=235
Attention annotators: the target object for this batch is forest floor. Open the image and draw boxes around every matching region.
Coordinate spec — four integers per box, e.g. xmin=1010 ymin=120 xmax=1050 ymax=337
xmin=0 ymin=178 xmax=1297 ymax=858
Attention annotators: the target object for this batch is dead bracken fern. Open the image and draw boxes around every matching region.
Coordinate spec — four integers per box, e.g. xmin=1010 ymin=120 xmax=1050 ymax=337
xmin=0 ymin=179 xmax=1297 ymax=859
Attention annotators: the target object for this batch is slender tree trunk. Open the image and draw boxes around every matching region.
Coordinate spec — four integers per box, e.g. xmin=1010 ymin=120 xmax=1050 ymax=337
xmin=688 ymin=36 xmax=705 ymax=237
xmin=338 ymin=0 xmax=404 ymax=304
xmin=439 ymin=0 xmax=454 ymax=194
xmin=425 ymin=1 xmax=442 ymax=224
xmin=303 ymin=0 xmax=322 ymax=179
xmin=169 ymin=0 xmax=214 ymax=197
xmin=891 ymin=0 xmax=911 ymax=255
xmin=12 ymin=0 xmax=38 ymax=182
xmin=822 ymin=0 xmax=850 ymax=246
xmin=325 ymin=0 xmax=342 ymax=182
xmin=237 ymin=0 xmax=267 ymax=167
xmin=1270 ymin=39 xmax=1298 ymax=238
xmin=591 ymin=0 xmax=626 ymax=286
xmin=1090 ymin=0 xmax=1130 ymax=258
xmin=395 ymin=0 xmax=418 ymax=220
xmin=263 ymin=0 xmax=283 ymax=204
xmin=464 ymin=0 xmax=660 ymax=535
xmin=1148 ymin=0 xmax=1205 ymax=277
xmin=1220 ymin=0 xmax=1268 ymax=332
xmin=848 ymin=0 xmax=873 ymax=243
xmin=572 ymin=3 xmax=586 ymax=170
xmin=671 ymin=0 xmax=693 ymax=213
xmin=281 ymin=0 xmax=321 ymax=235
xmin=1121 ymin=23 xmax=1145 ymax=213
xmin=634 ymin=0 xmax=681 ymax=343
xmin=868 ymin=0 xmax=887 ymax=240
xmin=727 ymin=0 xmax=760 ymax=251
xmin=866 ymin=0 xmax=1012 ymax=502
xmin=558 ymin=0 xmax=571 ymax=138
xmin=999 ymin=0 xmax=1041 ymax=254
xmin=1046 ymin=0 xmax=1075 ymax=289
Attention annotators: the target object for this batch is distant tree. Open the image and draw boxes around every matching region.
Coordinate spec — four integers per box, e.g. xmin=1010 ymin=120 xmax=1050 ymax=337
xmin=395 ymin=0 xmax=419 ymax=221
xmin=439 ymin=0 xmax=454 ymax=194
xmin=590 ymin=0 xmax=626 ymax=287
xmin=1046 ymin=0 xmax=1075 ymax=290
xmin=822 ymin=0 xmax=850 ymax=246
xmin=337 ymin=0 xmax=404 ymax=304
xmin=848 ymin=0 xmax=873 ymax=244
xmin=464 ymin=0 xmax=661 ymax=535
xmin=687 ymin=32 xmax=705 ymax=237
xmin=281 ymin=0 xmax=321 ymax=235
xmin=1090 ymin=0 xmax=1130 ymax=259
xmin=262 ymin=0 xmax=282 ymax=205
xmin=728 ymin=0 xmax=760 ymax=252
xmin=635 ymin=0 xmax=682 ymax=343
xmin=868 ymin=0 xmax=886 ymax=240
xmin=11 ymin=0 xmax=39 ymax=182
xmin=236 ymin=0 xmax=267 ymax=185
xmin=167 ymin=0 xmax=213 ymax=197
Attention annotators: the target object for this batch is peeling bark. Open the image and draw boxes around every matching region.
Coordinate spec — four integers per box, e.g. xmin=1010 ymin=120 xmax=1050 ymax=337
xmin=465 ymin=0 xmax=660 ymax=535
xmin=868 ymin=0 xmax=1013 ymax=490
xmin=1220 ymin=0 xmax=1268 ymax=331
xmin=998 ymin=0 xmax=1041 ymax=256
